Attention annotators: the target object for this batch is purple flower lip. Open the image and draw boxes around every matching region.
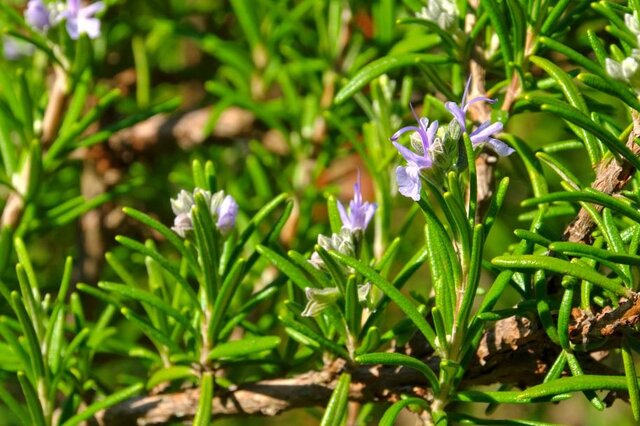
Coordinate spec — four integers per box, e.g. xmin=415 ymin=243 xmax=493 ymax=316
xmin=61 ymin=0 xmax=105 ymax=39
xmin=337 ymin=171 xmax=377 ymax=232
xmin=445 ymin=77 xmax=514 ymax=157
xmin=215 ymin=195 xmax=239 ymax=234
xmin=445 ymin=77 xmax=495 ymax=133
xmin=389 ymin=105 xmax=440 ymax=201
xmin=25 ymin=0 xmax=52 ymax=31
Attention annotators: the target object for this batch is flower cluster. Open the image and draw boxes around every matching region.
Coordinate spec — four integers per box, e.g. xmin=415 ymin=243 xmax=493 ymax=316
xmin=390 ymin=78 xmax=513 ymax=201
xmin=417 ymin=0 xmax=458 ymax=31
xmin=308 ymin=229 xmax=355 ymax=270
xmin=302 ymin=174 xmax=375 ymax=317
xmin=25 ymin=0 xmax=104 ymax=39
xmin=605 ymin=13 xmax=640 ymax=88
xmin=336 ymin=172 xmax=377 ymax=234
xmin=170 ymin=188 xmax=238 ymax=237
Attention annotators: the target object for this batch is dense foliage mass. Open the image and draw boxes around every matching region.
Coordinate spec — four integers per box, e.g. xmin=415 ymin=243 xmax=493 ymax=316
xmin=1 ymin=0 xmax=640 ymax=425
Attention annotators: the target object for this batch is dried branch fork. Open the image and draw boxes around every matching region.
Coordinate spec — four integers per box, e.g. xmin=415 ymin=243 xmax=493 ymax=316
xmin=96 ymin=296 xmax=640 ymax=425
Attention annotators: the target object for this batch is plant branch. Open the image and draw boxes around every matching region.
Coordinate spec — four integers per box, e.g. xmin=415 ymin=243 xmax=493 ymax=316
xmin=96 ymin=294 xmax=640 ymax=425
xmin=563 ymin=110 xmax=640 ymax=243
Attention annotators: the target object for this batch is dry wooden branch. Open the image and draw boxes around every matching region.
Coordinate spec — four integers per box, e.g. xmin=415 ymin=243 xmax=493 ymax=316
xmin=108 ymin=106 xmax=255 ymax=151
xmin=97 ymin=297 xmax=640 ymax=425
xmin=563 ymin=110 xmax=640 ymax=243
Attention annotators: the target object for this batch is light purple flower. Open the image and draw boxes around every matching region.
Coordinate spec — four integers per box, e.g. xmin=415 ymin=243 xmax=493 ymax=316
xmin=337 ymin=172 xmax=377 ymax=232
xmin=25 ymin=0 xmax=52 ymax=31
xmin=170 ymin=188 xmax=238 ymax=237
xmin=390 ymin=106 xmax=439 ymax=201
xmin=215 ymin=195 xmax=238 ymax=234
xmin=61 ymin=0 xmax=105 ymax=39
xmin=445 ymin=77 xmax=514 ymax=156
xmin=469 ymin=121 xmax=514 ymax=156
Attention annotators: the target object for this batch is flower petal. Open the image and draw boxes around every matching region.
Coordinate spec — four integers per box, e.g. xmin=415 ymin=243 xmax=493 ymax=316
xmin=396 ymin=165 xmax=422 ymax=201
xmin=79 ymin=1 xmax=105 ymax=18
xmin=464 ymin=96 xmax=496 ymax=111
xmin=469 ymin=121 xmax=503 ymax=145
xmin=392 ymin=141 xmax=429 ymax=167
xmin=77 ymin=17 xmax=101 ymax=38
xmin=445 ymin=101 xmax=466 ymax=132
xmin=216 ymin=195 xmax=238 ymax=234
xmin=65 ymin=18 xmax=80 ymax=39
xmin=337 ymin=200 xmax=350 ymax=229
xmin=487 ymin=138 xmax=515 ymax=156
xmin=363 ymin=203 xmax=377 ymax=229
xmin=461 ymin=75 xmax=472 ymax=105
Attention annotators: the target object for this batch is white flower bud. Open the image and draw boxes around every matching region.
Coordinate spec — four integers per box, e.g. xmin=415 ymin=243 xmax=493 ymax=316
xmin=625 ymin=13 xmax=640 ymax=36
xmin=417 ymin=0 xmax=458 ymax=31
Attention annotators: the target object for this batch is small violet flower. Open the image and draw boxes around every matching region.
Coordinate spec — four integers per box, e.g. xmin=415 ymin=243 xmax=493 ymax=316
xmin=25 ymin=0 xmax=52 ymax=32
xmin=445 ymin=78 xmax=514 ymax=157
xmin=216 ymin=195 xmax=239 ymax=234
xmin=337 ymin=172 xmax=377 ymax=233
xmin=60 ymin=0 xmax=105 ymax=39
xmin=389 ymin=106 xmax=439 ymax=201
xmin=170 ymin=188 xmax=238 ymax=237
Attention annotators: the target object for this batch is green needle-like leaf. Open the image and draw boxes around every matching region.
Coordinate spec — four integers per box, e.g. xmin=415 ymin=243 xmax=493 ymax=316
xmin=208 ymin=336 xmax=281 ymax=360
xmin=518 ymin=375 xmax=634 ymax=400
xmin=192 ymin=372 xmax=214 ymax=426
xmin=522 ymin=190 xmax=640 ymax=224
xmin=335 ymin=54 xmax=450 ymax=104
xmin=11 ymin=292 xmax=45 ymax=380
xmin=380 ymin=397 xmax=430 ymax=426
xmin=320 ymin=372 xmax=351 ymax=426
xmin=257 ymin=245 xmax=310 ymax=291
xmin=356 ymin=352 xmax=439 ymax=392
xmin=62 ymin=383 xmax=144 ymax=426
xmin=280 ymin=314 xmax=350 ymax=359
xmin=330 ymin=251 xmax=437 ymax=350
xmin=623 ymin=340 xmax=640 ymax=421
xmin=97 ymin=282 xmax=195 ymax=334
xmin=524 ymin=95 xmax=640 ymax=170
xmin=147 ymin=366 xmax=197 ymax=390
xmin=492 ymin=255 xmax=628 ymax=296
xmin=17 ymin=372 xmax=45 ymax=426
xmin=116 ymin=236 xmax=200 ymax=308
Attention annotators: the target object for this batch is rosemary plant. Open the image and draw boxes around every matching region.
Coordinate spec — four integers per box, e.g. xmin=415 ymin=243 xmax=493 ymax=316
xmin=1 ymin=0 xmax=640 ymax=425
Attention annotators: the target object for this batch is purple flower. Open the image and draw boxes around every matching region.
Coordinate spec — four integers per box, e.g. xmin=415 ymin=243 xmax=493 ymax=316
xmin=215 ymin=195 xmax=238 ymax=234
xmin=25 ymin=0 xmax=52 ymax=31
xmin=170 ymin=189 xmax=238 ymax=237
xmin=469 ymin=121 xmax=514 ymax=156
xmin=61 ymin=0 xmax=105 ymax=39
xmin=337 ymin=172 xmax=377 ymax=232
xmin=390 ymin=106 xmax=439 ymax=201
xmin=445 ymin=77 xmax=514 ymax=156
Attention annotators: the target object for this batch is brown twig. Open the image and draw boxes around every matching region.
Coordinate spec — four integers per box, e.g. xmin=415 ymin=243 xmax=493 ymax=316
xmin=96 ymin=296 xmax=640 ymax=425
xmin=42 ymin=66 xmax=69 ymax=145
xmin=108 ymin=106 xmax=256 ymax=152
xmin=563 ymin=110 xmax=640 ymax=243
